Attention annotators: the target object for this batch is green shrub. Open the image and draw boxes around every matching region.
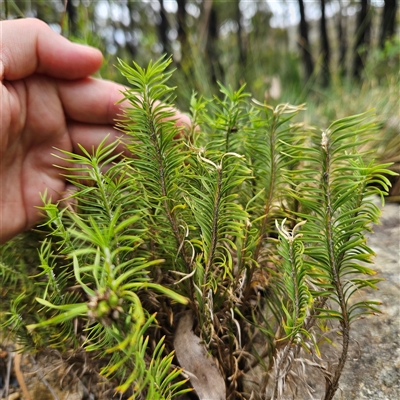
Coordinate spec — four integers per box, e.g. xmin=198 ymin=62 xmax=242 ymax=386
xmin=0 ymin=56 xmax=396 ymax=400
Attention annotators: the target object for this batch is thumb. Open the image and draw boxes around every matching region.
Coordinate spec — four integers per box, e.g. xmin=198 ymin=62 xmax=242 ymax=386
xmin=0 ymin=18 xmax=103 ymax=81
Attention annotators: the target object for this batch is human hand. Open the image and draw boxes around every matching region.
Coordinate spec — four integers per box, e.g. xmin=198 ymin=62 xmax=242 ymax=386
xmin=0 ymin=18 xmax=189 ymax=244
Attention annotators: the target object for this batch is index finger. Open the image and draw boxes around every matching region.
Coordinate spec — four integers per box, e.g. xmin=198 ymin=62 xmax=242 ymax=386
xmin=58 ymin=77 xmax=127 ymax=125
xmin=58 ymin=77 xmax=192 ymax=128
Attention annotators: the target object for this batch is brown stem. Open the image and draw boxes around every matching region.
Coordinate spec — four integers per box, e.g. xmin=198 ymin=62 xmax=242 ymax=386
xmin=14 ymin=348 xmax=32 ymax=400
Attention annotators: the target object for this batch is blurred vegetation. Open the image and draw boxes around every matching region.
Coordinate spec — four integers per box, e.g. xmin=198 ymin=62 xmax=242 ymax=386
xmin=1 ymin=0 xmax=398 ymax=186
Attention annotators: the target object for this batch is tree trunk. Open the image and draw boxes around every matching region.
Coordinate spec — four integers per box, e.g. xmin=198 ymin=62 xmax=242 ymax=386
xmin=198 ymin=0 xmax=213 ymax=52
xmin=65 ymin=0 xmax=77 ymax=36
xmin=235 ymin=0 xmax=246 ymax=82
xmin=158 ymin=0 xmax=170 ymax=54
xmin=353 ymin=0 xmax=371 ymax=80
xmin=206 ymin=5 xmax=224 ymax=86
xmin=337 ymin=0 xmax=348 ymax=77
xmin=320 ymin=0 xmax=330 ymax=86
xmin=380 ymin=0 xmax=397 ymax=47
xmin=126 ymin=0 xmax=137 ymax=57
xmin=177 ymin=0 xmax=188 ymax=58
xmin=298 ymin=0 xmax=314 ymax=81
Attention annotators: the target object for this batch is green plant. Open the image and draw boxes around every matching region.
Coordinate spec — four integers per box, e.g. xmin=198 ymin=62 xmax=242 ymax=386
xmin=301 ymin=36 xmax=400 ymax=201
xmin=0 ymin=56 xmax=396 ymax=399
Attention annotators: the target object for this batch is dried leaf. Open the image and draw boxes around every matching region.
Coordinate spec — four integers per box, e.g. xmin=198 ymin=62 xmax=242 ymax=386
xmin=174 ymin=311 xmax=226 ymax=400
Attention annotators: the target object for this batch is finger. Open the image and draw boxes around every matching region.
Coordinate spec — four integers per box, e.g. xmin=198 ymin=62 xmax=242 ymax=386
xmin=58 ymin=183 xmax=78 ymax=213
xmin=0 ymin=18 xmax=102 ymax=81
xmin=163 ymin=109 xmax=192 ymax=133
xmin=58 ymin=78 xmax=127 ymax=125
xmin=58 ymin=78 xmax=192 ymax=130
xmin=67 ymin=122 xmax=130 ymax=156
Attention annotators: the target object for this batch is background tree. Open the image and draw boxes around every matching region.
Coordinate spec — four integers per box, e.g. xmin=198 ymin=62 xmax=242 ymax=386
xmin=205 ymin=1 xmax=224 ymax=87
xmin=320 ymin=0 xmax=331 ymax=86
xmin=380 ymin=0 xmax=397 ymax=47
xmin=125 ymin=0 xmax=138 ymax=58
xmin=157 ymin=0 xmax=170 ymax=55
xmin=353 ymin=0 xmax=372 ymax=80
xmin=336 ymin=0 xmax=348 ymax=77
xmin=63 ymin=0 xmax=77 ymax=36
xmin=176 ymin=0 xmax=188 ymax=63
xmin=235 ymin=0 xmax=247 ymax=82
xmin=298 ymin=0 xmax=315 ymax=82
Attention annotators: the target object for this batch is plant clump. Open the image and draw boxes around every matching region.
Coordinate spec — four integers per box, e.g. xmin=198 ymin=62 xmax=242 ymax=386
xmin=0 ymin=56 xmax=396 ymax=400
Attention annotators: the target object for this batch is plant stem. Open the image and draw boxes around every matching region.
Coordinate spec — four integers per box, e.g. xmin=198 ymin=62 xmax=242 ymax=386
xmin=203 ymin=165 xmax=223 ymax=292
xmin=254 ymin=113 xmax=278 ymax=262
xmin=144 ymin=90 xmax=195 ymax=301
xmin=322 ymin=144 xmax=350 ymax=400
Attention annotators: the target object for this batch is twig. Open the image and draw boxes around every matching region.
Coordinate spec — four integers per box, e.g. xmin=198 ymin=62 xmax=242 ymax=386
xmin=14 ymin=350 xmax=32 ymax=400
xmin=2 ymin=347 xmax=13 ymax=400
